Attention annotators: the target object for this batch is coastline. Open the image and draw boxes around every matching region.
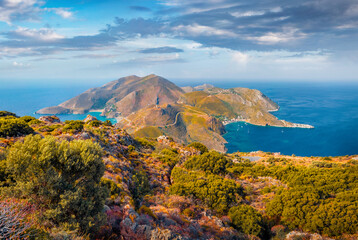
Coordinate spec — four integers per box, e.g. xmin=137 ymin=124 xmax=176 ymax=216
xmin=223 ymin=118 xmax=314 ymax=129
xmin=89 ymin=109 xmax=104 ymax=113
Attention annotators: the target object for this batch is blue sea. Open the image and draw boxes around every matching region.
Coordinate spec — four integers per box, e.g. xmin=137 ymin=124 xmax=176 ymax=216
xmin=0 ymin=81 xmax=357 ymax=157
xmin=0 ymin=85 xmax=116 ymax=123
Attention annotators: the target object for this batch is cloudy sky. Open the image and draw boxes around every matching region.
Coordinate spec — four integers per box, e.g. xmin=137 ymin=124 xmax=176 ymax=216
xmin=1 ymin=0 xmax=358 ymax=83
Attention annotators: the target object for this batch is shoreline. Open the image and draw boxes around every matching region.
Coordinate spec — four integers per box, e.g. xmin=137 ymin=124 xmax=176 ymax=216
xmin=89 ymin=109 xmax=104 ymax=113
xmin=223 ymin=119 xmax=314 ymax=129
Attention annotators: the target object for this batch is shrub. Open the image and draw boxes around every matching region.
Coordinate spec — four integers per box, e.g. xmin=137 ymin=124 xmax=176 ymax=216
xmin=135 ymin=137 xmax=155 ymax=149
xmin=184 ymin=151 xmax=232 ymax=175
xmin=182 ymin=208 xmax=195 ymax=218
xmin=261 ymin=186 xmax=272 ymax=194
xmin=38 ymin=124 xmax=61 ymax=133
xmin=170 ymin=167 xmax=243 ymax=214
xmin=131 ymin=170 xmax=151 ymax=209
xmin=229 ymin=205 xmax=266 ymax=237
xmin=19 ymin=116 xmax=41 ymax=125
xmin=63 ymin=120 xmax=84 ymax=133
xmin=88 ymin=120 xmax=102 ymax=127
xmin=187 ymin=142 xmax=208 ymax=154
xmin=0 ymin=158 xmax=7 ymax=184
xmin=101 ymin=178 xmax=121 ymax=199
xmin=0 ymin=111 xmax=18 ymax=118
xmin=348 ymin=159 xmax=358 ymax=165
xmin=0 ymin=118 xmax=34 ymax=137
xmin=138 ymin=205 xmax=157 ymax=219
xmin=128 ymin=145 xmax=135 ymax=152
xmin=5 ymin=135 xmax=108 ymax=234
xmin=311 ymin=161 xmax=337 ymax=168
xmin=103 ymin=120 xmax=112 ymax=127
xmin=155 ymin=148 xmax=179 ymax=167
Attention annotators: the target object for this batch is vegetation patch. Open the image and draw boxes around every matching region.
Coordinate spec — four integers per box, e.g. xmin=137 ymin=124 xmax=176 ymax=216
xmin=0 ymin=118 xmax=34 ymax=137
xmin=134 ymin=126 xmax=164 ymax=139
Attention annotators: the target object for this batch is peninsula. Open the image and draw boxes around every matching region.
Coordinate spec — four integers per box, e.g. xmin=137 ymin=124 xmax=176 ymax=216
xmin=37 ymin=74 xmax=313 ymax=152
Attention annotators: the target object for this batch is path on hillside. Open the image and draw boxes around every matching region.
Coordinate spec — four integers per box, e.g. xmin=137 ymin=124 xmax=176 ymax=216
xmin=164 ymin=112 xmax=182 ymax=127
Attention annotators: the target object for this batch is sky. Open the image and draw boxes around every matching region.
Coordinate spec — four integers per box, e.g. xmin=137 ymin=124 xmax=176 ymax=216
xmin=1 ymin=0 xmax=358 ymax=84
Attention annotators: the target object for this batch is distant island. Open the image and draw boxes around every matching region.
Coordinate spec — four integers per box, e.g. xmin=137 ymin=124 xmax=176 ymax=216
xmin=38 ymin=74 xmax=313 ymax=152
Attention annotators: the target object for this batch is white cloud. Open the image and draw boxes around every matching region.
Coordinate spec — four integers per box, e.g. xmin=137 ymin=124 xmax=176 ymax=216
xmin=14 ymin=27 xmax=65 ymax=41
xmin=270 ymin=7 xmax=282 ymax=13
xmin=0 ymin=0 xmax=73 ymax=23
xmin=230 ymin=11 xmax=265 ymax=18
xmin=49 ymin=8 xmax=74 ymax=19
xmin=160 ymin=0 xmax=236 ymax=13
xmin=0 ymin=0 xmax=40 ymax=23
xmin=248 ymin=28 xmax=307 ymax=44
xmin=232 ymin=51 xmax=249 ymax=65
xmin=0 ymin=47 xmax=31 ymax=56
xmin=130 ymin=53 xmax=181 ymax=62
xmin=173 ymin=24 xmax=238 ymax=37
xmin=12 ymin=61 xmax=30 ymax=67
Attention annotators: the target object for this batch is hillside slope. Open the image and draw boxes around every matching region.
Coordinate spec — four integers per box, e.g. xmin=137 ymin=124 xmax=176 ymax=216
xmin=117 ymin=103 xmax=227 ymax=152
xmin=0 ymin=113 xmax=354 ymax=240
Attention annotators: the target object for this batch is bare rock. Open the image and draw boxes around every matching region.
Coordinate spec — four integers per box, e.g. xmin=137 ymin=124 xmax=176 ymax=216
xmin=84 ymin=114 xmax=98 ymax=123
xmin=150 ymin=229 xmax=183 ymax=240
xmin=286 ymin=231 xmax=331 ymax=240
xmin=39 ymin=115 xmax=61 ymax=124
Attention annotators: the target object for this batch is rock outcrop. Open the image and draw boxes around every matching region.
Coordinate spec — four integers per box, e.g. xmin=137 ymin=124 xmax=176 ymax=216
xmin=39 ymin=115 xmax=61 ymax=123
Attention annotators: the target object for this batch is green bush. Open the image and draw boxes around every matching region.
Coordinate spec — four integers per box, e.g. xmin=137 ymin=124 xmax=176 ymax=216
xmin=135 ymin=137 xmax=155 ymax=148
xmin=38 ymin=124 xmax=61 ymax=133
xmin=229 ymin=205 xmax=266 ymax=237
xmin=131 ymin=170 xmax=151 ymax=209
xmin=170 ymin=167 xmax=244 ymax=214
xmin=88 ymin=120 xmax=102 ymax=127
xmin=311 ymin=161 xmax=337 ymax=168
xmin=0 ymin=158 xmax=7 ymax=185
xmin=103 ymin=120 xmax=112 ymax=126
xmin=5 ymin=135 xmax=108 ymax=234
xmin=187 ymin=142 xmax=208 ymax=154
xmin=0 ymin=111 xmax=18 ymax=118
xmin=19 ymin=116 xmax=41 ymax=125
xmin=101 ymin=178 xmax=121 ymax=199
xmin=184 ymin=151 xmax=232 ymax=175
xmin=182 ymin=208 xmax=195 ymax=218
xmin=348 ymin=159 xmax=358 ymax=165
xmin=138 ymin=205 xmax=157 ymax=219
xmin=265 ymin=165 xmax=358 ymax=237
xmin=0 ymin=118 xmax=34 ymax=137
xmin=63 ymin=120 xmax=84 ymax=133
xmin=155 ymin=148 xmax=180 ymax=167
xmin=128 ymin=145 xmax=135 ymax=152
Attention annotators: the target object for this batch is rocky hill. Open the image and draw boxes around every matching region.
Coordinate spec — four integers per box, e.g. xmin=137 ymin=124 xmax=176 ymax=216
xmin=37 ymin=75 xmax=313 ymax=152
xmin=37 ymin=74 xmax=184 ymax=116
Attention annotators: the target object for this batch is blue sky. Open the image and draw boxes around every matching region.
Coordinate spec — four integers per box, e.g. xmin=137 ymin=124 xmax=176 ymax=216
xmin=1 ymin=0 xmax=358 ymax=83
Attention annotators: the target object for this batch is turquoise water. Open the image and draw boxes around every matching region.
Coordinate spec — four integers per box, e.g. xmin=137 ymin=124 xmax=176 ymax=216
xmin=0 ymin=86 xmax=116 ymax=123
xmin=0 ymin=81 xmax=357 ymax=156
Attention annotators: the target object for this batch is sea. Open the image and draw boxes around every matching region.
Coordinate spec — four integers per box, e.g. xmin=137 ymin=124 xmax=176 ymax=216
xmin=1 ymin=80 xmax=358 ymax=157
